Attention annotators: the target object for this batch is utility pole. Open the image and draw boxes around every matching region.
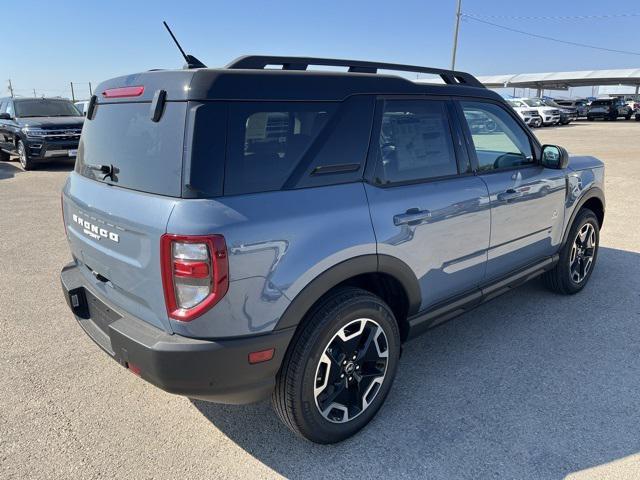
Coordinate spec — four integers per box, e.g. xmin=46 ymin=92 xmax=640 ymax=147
xmin=70 ymin=82 xmax=76 ymax=102
xmin=88 ymin=82 xmax=93 ymax=96
xmin=33 ymin=88 xmax=37 ymax=98
xmin=7 ymin=79 xmax=14 ymax=98
xmin=450 ymin=0 xmax=463 ymax=70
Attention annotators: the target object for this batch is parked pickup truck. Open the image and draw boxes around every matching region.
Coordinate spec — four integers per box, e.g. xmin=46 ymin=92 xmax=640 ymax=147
xmin=60 ymin=55 xmax=605 ymax=444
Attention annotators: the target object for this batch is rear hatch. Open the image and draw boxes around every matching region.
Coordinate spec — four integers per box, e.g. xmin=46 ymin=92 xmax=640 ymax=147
xmin=62 ymin=71 xmax=194 ymax=333
xmin=589 ymin=100 xmax=612 ymax=114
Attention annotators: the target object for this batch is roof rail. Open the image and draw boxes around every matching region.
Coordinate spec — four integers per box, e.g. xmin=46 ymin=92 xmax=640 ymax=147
xmin=225 ymin=55 xmax=484 ymax=88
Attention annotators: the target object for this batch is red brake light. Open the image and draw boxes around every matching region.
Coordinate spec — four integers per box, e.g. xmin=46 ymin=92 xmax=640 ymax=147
xmin=160 ymin=234 xmax=229 ymax=322
xmin=102 ymin=85 xmax=144 ymax=98
xmin=173 ymin=260 xmax=210 ymax=278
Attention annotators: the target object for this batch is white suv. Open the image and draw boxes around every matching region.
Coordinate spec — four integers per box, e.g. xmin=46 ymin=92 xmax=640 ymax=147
xmin=507 ymin=99 xmax=542 ymax=127
xmin=518 ymin=98 xmax=560 ymax=126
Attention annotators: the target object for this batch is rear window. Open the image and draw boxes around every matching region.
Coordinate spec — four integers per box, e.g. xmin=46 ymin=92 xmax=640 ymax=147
xmin=374 ymin=99 xmax=459 ymax=184
xmin=591 ymin=100 xmax=612 ymax=106
xmin=224 ymin=102 xmax=336 ymax=195
xmin=76 ymin=102 xmax=187 ymax=197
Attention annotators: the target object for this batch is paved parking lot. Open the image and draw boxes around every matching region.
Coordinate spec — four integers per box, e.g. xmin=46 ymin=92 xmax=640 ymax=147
xmin=1 ymin=121 xmax=639 ymax=479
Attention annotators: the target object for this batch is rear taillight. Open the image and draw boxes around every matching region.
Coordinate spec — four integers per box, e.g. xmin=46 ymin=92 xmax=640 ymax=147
xmin=102 ymin=85 xmax=144 ymax=98
xmin=160 ymin=234 xmax=229 ymax=322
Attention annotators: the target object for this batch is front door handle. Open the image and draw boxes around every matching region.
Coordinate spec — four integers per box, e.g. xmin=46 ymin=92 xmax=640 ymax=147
xmin=393 ymin=208 xmax=431 ymax=226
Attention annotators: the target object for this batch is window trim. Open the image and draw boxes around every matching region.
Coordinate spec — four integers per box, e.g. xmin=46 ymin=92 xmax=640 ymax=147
xmin=453 ymin=97 xmax=542 ymax=175
xmin=363 ymin=95 xmax=473 ymax=188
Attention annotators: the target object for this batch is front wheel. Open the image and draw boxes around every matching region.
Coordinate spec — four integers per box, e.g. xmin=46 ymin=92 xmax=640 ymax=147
xmin=272 ymin=287 xmax=401 ymax=443
xmin=17 ymin=140 xmax=34 ymax=170
xmin=543 ymin=208 xmax=600 ymax=294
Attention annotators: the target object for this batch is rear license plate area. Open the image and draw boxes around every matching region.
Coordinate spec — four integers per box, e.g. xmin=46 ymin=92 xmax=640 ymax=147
xmin=85 ymin=290 xmax=121 ymax=336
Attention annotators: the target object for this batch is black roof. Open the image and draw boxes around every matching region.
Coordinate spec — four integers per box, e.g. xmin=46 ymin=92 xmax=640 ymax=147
xmin=95 ymin=55 xmax=501 ymax=103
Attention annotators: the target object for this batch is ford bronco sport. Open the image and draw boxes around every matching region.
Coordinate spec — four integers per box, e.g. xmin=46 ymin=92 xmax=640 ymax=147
xmin=60 ymin=56 xmax=605 ymax=444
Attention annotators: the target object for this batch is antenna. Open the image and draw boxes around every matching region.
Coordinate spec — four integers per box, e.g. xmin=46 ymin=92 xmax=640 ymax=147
xmin=162 ymin=21 xmax=207 ymax=69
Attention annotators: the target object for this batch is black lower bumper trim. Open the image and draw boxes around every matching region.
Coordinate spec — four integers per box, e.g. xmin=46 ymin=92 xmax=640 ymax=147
xmin=60 ymin=262 xmax=295 ymax=404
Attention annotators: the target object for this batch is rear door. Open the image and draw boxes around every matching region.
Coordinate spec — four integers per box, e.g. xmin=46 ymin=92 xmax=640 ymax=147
xmin=365 ymin=97 xmax=490 ymax=311
xmin=63 ymin=98 xmax=188 ymax=333
xmin=457 ymin=100 xmax=566 ymax=282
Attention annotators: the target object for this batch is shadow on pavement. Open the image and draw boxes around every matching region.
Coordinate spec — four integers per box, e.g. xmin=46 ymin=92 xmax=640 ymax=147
xmin=0 ymin=161 xmax=21 ymax=180
xmin=192 ymin=246 xmax=640 ymax=479
xmin=0 ymin=158 xmax=73 ymax=179
xmin=32 ymin=158 xmax=75 ymax=172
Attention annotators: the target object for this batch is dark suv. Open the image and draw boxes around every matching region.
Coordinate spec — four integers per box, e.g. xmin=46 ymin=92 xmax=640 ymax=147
xmin=0 ymin=97 xmax=83 ymax=170
xmin=587 ymin=98 xmax=633 ymax=121
xmin=60 ymin=56 xmax=605 ymax=443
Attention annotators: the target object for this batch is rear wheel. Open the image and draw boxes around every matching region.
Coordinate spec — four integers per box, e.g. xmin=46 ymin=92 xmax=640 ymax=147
xmin=544 ymin=208 xmax=599 ymax=295
xmin=17 ymin=141 xmax=34 ymax=170
xmin=272 ymin=287 xmax=401 ymax=444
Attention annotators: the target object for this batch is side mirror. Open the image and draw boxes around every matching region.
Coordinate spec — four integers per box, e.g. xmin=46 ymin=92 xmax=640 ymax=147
xmin=0 ymin=113 xmax=11 ymax=120
xmin=541 ymin=144 xmax=569 ymax=169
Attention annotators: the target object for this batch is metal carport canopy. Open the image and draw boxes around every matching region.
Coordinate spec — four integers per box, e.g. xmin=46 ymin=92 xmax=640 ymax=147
xmin=477 ymin=68 xmax=640 ymax=90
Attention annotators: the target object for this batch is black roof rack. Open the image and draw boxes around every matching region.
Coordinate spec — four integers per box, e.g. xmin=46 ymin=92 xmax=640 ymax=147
xmin=225 ymin=55 xmax=484 ymax=88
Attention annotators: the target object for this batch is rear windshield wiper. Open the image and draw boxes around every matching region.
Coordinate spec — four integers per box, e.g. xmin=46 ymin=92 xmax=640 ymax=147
xmin=86 ymin=163 xmax=117 ymax=181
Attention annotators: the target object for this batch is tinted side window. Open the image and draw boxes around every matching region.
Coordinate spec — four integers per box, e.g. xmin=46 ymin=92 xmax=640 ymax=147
xmin=374 ymin=99 xmax=458 ymax=184
xmin=225 ymin=102 xmax=336 ymax=195
xmin=461 ymin=101 xmax=533 ymax=172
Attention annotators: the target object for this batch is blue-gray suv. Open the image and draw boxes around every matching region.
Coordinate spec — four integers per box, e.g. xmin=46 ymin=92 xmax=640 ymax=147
xmin=60 ymin=56 xmax=605 ymax=444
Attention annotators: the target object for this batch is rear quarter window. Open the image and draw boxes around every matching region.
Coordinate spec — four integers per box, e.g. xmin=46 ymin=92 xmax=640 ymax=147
xmin=224 ymin=102 xmax=338 ymax=195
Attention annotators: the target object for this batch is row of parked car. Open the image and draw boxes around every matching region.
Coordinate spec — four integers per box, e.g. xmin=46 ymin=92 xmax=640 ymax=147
xmin=507 ymin=96 xmax=640 ymax=128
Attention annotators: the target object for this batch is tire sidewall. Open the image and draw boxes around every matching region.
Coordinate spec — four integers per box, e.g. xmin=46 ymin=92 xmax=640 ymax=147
xmin=18 ymin=141 xmax=31 ymax=170
xmin=294 ymin=294 xmax=400 ymax=443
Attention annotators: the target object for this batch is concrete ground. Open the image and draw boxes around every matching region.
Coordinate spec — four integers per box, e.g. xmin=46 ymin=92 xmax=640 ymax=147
xmin=1 ymin=121 xmax=639 ymax=479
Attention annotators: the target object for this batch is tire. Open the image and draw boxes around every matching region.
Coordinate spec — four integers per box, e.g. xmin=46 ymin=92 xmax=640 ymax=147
xmin=272 ymin=287 xmax=401 ymax=444
xmin=626 ymin=113 xmax=632 ymax=120
xmin=17 ymin=140 xmax=34 ymax=170
xmin=543 ymin=208 xmax=600 ymax=295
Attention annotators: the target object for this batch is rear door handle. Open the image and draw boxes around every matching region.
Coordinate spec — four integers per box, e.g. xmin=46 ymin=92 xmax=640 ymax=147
xmin=499 ymin=189 xmax=523 ymax=202
xmin=393 ymin=208 xmax=431 ymax=226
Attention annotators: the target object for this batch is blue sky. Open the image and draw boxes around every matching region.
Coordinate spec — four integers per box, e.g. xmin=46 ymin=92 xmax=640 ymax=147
xmin=4 ymin=0 xmax=640 ymax=99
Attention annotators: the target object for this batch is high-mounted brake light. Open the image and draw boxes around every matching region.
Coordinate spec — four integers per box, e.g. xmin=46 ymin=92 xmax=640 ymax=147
xmin=160 ymin=234 xmax=229 ymax=322
xmin=102 ymin=85 xmax=145 ymax=98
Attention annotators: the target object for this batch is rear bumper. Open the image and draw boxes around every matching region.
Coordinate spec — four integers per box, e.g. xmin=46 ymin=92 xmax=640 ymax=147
xmin=60 ymin=262 xmax=295 ymax=404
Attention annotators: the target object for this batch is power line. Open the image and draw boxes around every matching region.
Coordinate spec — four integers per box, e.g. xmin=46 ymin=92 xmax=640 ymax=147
xmin=465 ymin=12 xmax=640 ymax=21
xmin=463 ymin=14 xmax=640 ymax=57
